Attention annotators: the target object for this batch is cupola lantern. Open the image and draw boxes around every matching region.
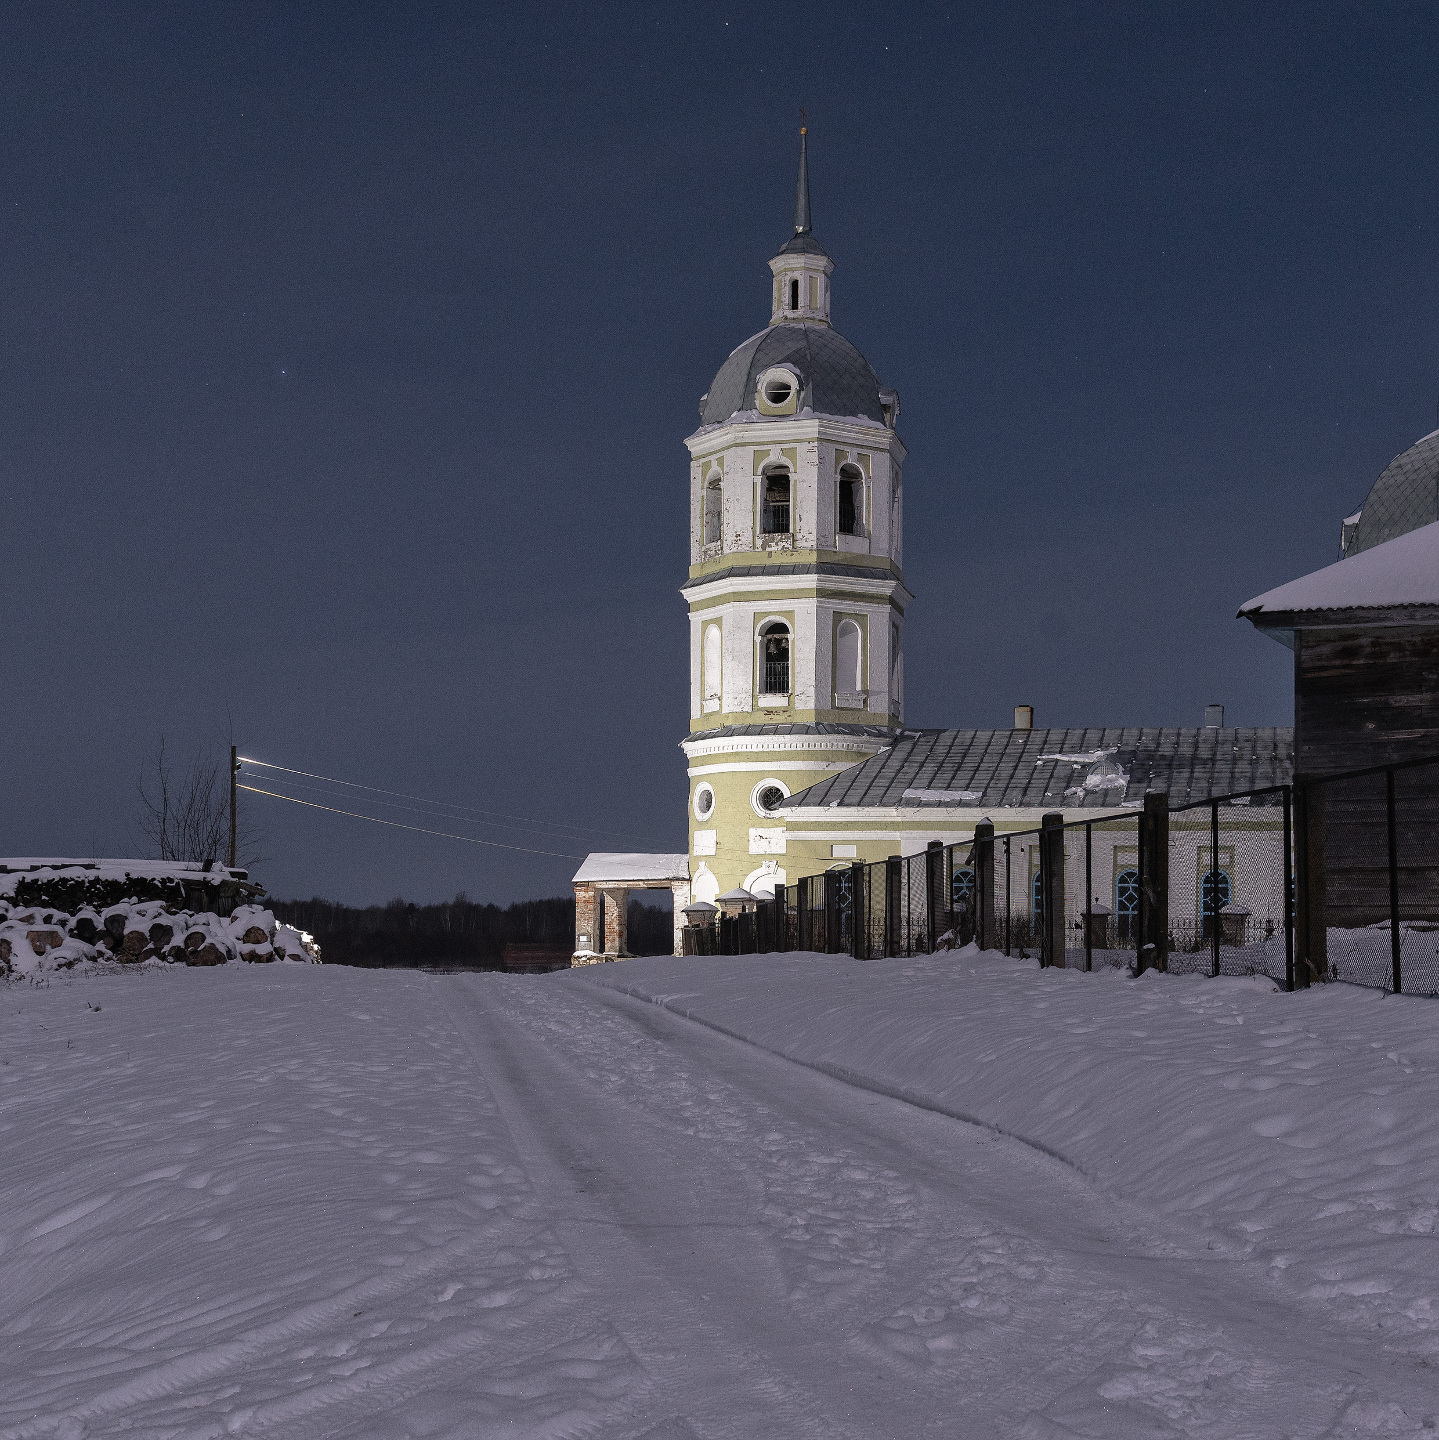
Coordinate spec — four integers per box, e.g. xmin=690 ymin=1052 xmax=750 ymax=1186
xmin=768 ymin=126 xmax=833 ymax=326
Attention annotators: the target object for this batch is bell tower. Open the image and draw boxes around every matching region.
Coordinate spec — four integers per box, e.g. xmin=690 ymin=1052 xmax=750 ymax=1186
xmin=680 ymin=127 xmax=911 ymax=903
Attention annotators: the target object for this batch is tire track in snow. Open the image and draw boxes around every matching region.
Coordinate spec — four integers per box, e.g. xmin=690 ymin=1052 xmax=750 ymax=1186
xmin=439 ymin=974 xmax=980 ymax=1440
xmin=553 ymin=971 xmax=1439 ymax=1437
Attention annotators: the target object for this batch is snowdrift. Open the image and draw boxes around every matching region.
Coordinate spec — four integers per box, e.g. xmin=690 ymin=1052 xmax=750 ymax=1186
xmin=587 ymin=946 xmax=1439 ymax=1359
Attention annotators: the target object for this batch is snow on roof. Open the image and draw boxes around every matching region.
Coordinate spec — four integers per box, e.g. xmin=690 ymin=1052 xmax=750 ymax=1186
xmin=783 ymin=728 xmax=1291 ymax=812
xmin=571 ymin=853 xmax=689 ymax=885
xmin=1240 ymin=518 xmax=1439 ymax=621
xmin=0 ymin=858 xmax=244 ymax=877
xmin=0 ymin=858 xmax=252 ymax=902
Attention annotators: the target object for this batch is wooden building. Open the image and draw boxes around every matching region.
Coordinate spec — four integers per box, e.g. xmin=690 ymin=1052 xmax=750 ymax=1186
xmin=1241 ymin=513 xmax=1439 ymax=955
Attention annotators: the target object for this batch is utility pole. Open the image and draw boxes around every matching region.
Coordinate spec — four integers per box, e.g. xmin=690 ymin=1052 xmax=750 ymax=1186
xmin=229 ymin=746 xmax=238 ymax=869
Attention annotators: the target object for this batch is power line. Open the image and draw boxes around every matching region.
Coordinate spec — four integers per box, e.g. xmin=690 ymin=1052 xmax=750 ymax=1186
xmin=237 ymin=785 xmax=584 ymax=860
xmin=237 ymin=769 xmax=619 ymax=843
xmin=236 ymin=755 xmax=637 ymax=842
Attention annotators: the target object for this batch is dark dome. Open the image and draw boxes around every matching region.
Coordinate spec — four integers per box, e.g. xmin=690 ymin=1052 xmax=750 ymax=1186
xmin=699 ymin=323 xmax=886 ymax=429
xmin=1348 ymin=428 xmax=1439 ymax=555
xmin=778 ymin=234 xmax=829 ymax=256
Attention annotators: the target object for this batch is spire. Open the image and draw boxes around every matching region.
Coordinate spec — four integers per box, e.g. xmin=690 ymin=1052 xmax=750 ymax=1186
xmin=768 ymin=116 xmax=832 ymax=322
xmin=792 ymin=121 xmax=811 ymax=236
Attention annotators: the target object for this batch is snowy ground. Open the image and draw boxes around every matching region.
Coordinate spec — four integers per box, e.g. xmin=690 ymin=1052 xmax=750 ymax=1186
xmin=2 ymin=952 xmax=1438 ymax=1438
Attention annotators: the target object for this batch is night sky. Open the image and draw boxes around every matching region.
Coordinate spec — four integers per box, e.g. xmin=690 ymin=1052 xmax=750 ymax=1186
xmin=5 ymin=3 xmax=1438 ymax=905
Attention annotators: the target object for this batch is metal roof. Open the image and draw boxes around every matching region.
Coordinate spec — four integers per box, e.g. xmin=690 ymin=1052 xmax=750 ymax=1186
xmin=1346 ymin=428 xmax=1439 ymax=556
xmin=699 ymin=323 xmax=886 ymax=428
xmin=781 ymin=727 xmax=1294 ymax=811
xmin=1241 ymin=518 xmax=1439 ymax=621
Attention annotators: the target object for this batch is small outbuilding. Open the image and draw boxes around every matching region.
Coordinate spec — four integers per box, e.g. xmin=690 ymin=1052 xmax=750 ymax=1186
xmin=571 ymin=853 xmax=691 ymax=961
xmin=1241 ymin=510 xmax=1439 ymax=952
xmin=1239 ymin=516 xmax=1439 ymax=773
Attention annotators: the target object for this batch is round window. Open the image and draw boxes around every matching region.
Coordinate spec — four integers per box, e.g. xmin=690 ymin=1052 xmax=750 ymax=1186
xmin=756 ymin=366 xmax=800 ymax=416
xmin=693 ymin=784 xmax=715 ymax=820
xmin=750 ymin=778 xmax=791 ymax=817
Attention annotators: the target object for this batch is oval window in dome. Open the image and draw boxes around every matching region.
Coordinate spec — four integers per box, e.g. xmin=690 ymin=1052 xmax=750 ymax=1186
xmin=756 ymin=366 xmax=800 ymax=416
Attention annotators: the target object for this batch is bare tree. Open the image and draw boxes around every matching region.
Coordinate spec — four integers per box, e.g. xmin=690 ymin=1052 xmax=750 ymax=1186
xmin=139 ymin=737 xmax=262 ymax=866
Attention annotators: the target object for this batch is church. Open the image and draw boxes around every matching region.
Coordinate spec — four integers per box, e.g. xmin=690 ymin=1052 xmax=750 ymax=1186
xmin=572 ymin=128 xmax=1292 ymax=959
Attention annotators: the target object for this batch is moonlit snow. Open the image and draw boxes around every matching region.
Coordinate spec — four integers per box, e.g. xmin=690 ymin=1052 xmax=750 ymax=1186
xmin=2 ymin=952 xmax=1437 ymax=1437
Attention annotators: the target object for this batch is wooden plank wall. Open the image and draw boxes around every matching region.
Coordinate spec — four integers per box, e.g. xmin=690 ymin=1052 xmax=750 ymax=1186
xmin=1296 ymin=625 xmax=1439 ymax=926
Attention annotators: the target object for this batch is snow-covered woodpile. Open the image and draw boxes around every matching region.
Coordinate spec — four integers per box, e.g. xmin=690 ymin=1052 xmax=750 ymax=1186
xmin=0 ymin=859 xmax=319 ymax=976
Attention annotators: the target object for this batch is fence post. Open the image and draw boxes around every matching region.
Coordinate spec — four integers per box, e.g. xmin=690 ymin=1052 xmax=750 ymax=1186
xmin=1004 ymin=836 xmax=1012 ymax=956
xmin=772 ymin=882 xmax=787 ymax=952
xmin=1211 ymin=800 xmax=1221 ymax=979
xmin=884 ymin=856 xmax=898 ymax=956
xmin=1387 ymin=768 xmax=1402 ymax=995
xmin=1084 ymin=821 xmax=1093 ymax=972
xmin=823 ymin=871 xmax=838 ymax=955
xmin=1139 ymin=790 xmax=1169 ymax=975
xmin=1040 ymin=812 xmax=1065 ymax=968
xmin=796 ymin=877 xmax=810 ymax=952
xmin=1290 ymin=789 xmax=1302 ymax=990
xmin=850 ymin=861 xmax=866 ymax=959
xmin=1293 ymin=778 xmax=1326 ymax=986
xmin=974 ymin=820 xmax=995 ymax=952
xmin=925 ymin=841 xmax=942 ymax=953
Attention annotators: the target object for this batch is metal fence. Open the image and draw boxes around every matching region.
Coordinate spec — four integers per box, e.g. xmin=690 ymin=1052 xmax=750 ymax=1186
xmin=679 ymin=754 xmax=1439 ymax=997
xmin=1298 ymin=755 xmax=1439 ymax=995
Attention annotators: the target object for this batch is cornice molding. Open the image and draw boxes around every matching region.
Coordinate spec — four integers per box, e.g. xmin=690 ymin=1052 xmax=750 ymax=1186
xmin=680 ymin=734 xmax=889 ymax=760
xmin=683 ymin=570 xmax=914 ymax=610
xmin=685 ymin=417 xmax=908 ymax=464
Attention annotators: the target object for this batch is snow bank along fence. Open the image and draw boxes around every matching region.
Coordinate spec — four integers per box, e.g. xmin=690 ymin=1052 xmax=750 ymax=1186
xmin=680 ymin=755 xmax=1439 ymax=996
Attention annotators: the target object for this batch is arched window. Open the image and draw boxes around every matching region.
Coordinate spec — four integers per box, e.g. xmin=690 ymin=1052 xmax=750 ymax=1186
xmin=789 ymin=278 xmax=799 ymax=311
xmin=1031 ymin=868 xmax=1044 ymax=923
xmin=761 ymin=471 xmax=791 ymax=535
xmin=838 ymin=463 xmax=863 ymax=535
xmin=835 ymin=619 xmax=861 ymax=693
xmin=760 ymin=622 xmax=790 ymax=696
xmin=1115 ymin=868 xmax=1140 ymax=944
xmin=951 ymin=867 xmax=975 ymax=908
xmin=703 ymin=478 xmax=722 ymax=546
xmin=702 ymin=623 xmax=722 ymax=703
xmin=1199 ymin=869 xmax=1232 ymax=940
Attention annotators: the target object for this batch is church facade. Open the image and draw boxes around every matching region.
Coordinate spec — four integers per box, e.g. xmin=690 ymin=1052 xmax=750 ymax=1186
xmin=680 ymin=127 xmax=910 ymax=905
xmin=573 ymin=129 xmax=1294 ymax=955
xmin=676 ymin=131 xmax=1293 ymax=908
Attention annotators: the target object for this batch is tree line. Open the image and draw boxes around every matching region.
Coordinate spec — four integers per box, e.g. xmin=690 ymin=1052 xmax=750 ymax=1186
xmin=268 ymin=892 xmax=675 ymax=969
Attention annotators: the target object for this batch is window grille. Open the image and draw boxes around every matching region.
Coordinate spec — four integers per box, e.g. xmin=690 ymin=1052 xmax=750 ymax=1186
xmin=761 ymin=625 xmax=791 ymax=696
xmin=703 ymin=481 xmax=722 ymax=545
xmin=761 ymin=473 xmax=791 ymax=535
xmin=1115 ymin=868 xmax=1140 ymax=943
xmin=1199 ymin=869 xmax=1233 ymax=940
xmin=838 ymin=464 xmax=863 ymax=535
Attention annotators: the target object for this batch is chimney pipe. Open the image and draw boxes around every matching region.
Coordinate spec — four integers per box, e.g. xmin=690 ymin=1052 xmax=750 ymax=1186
xmin=1204 ymin=704 xmax=1224 ymax=729
xmin=1014 ymin=705 xmax=1033 ymax=731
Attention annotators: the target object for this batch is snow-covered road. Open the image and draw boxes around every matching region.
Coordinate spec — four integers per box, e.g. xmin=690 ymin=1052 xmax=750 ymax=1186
xmin=3 ymin=959 xmax=1437 ymax=1437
